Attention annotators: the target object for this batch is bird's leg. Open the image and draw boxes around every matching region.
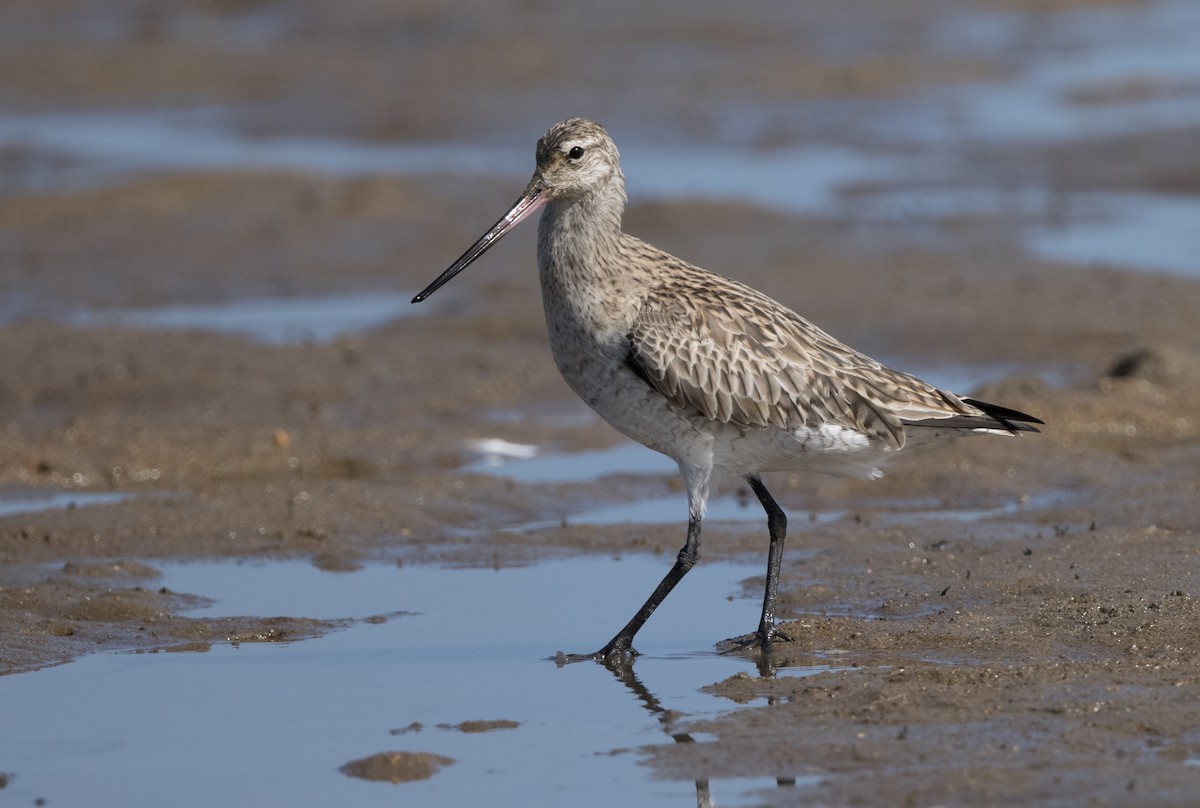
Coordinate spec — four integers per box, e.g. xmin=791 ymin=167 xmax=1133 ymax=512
xmin=600 ymin=515 xmax=703 ymax=657
xmin=557 ymin=515 xmax=702 ymax=666
xmin=747 ymin=475 xmax=788 ymax=647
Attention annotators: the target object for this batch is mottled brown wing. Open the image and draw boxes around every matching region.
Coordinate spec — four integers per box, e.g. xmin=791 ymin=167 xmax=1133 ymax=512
xmin=627 ymin=279 xmax=974 ymax=449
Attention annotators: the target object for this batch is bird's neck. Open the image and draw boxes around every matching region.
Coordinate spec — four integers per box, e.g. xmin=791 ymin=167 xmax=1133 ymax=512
xmin=537 ymin=182 xmax=626 ymax=285
xmin=539 ymin=177 xmax=625 ymax=241
xmin=536 ymin=182 xmax=638 ymax=343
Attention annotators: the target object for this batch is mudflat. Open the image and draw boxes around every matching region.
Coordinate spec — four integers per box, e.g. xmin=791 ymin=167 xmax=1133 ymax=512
xmin=2 ymin=0 xmax=1200 ymax=804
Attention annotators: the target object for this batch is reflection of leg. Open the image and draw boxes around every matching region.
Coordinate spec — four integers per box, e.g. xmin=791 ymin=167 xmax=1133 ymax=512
xmin=606 ymin=655 xmax=666 ymax=718
xmin=608 ymin=618 xmax=800 ymax=807
xmin=747 ymin=475 xmax=787 ymax=645
xmin=606 ymin=659 xmax=712 ymax=807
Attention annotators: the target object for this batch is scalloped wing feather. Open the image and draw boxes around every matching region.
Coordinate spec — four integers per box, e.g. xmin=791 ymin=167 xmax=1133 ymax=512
xmin=626 ymin=278 xmax=981 ymax=450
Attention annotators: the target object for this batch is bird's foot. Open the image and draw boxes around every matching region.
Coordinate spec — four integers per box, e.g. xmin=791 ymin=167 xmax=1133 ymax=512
xmin=761 ymin=623 xmax=796 ymax=646
xmin=717 ymin=624 xmax=796 ymax=655
xmin=552 ymin=643 xmax=639 ymax=668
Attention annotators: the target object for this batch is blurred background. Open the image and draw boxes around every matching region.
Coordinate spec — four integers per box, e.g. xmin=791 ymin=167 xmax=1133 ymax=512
xmin=2 ymin=0 xmax=1198 ymax=328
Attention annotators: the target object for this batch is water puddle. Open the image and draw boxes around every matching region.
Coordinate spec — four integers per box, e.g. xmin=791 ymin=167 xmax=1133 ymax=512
xmin=0 ymin=488 xmax=130 ymax=517
xmin=883 ymin=358 xmax=1077 ymax=394
xmin=5 ymin=13 xmax=1199 ymax=279
xmin=0 ymin=555 xmax=831 ymax=807
xmin=0 ymin=110 xmax=897 ymax=221
xmin=0 ymin=109 xmax=528 ymax=190
xmin=868 ymin=490 xmax=1068 ymax=527
xmin=28 ymin=104 xmax=1184 ymax=283
xmin=466 ymin=433 xmax=1068 ymax=534
xmin=1025 ymin=192 xmax=1200 ymax=277
xmin=529 ymin=490 xmax=1061 ymax=533
xmin=467 ymin=440 xmax=677 ymax=482
xmin=855 ymin=186 xmax=1200 ymax=279
xmin=630 ymin=145 xmax=902 ymax=215
xmin=65 ymin=290 xmax=415 ymax=344
xmin=922 ymin=0 xmax=1200 ymax=144
xmin=904 ymin=0 xmax=1200 ymax=277
xmin=517 ymin=491 xmax=820 ymax=531
xmin=2 ymin=1 xmax=1193 ymax=300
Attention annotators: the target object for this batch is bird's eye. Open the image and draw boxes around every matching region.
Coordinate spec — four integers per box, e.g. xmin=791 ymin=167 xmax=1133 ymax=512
xmin=567 ymin=146 xmax=585 ymax=160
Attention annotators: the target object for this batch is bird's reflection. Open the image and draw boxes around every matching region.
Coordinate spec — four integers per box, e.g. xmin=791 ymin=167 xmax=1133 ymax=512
xmin=602 ymin=654 xmax=800 ymax=807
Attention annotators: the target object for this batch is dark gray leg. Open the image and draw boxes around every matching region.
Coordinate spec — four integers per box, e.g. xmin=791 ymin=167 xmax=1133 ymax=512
xmin=746 ymin=475 xmax=787 ymax=645
xmin=559 ymin=514 xmax=703 ymax=664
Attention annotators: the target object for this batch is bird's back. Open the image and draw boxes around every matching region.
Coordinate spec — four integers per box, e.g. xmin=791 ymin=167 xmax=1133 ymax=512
xmin=528 ymin=127 xmax=1039 ymax=481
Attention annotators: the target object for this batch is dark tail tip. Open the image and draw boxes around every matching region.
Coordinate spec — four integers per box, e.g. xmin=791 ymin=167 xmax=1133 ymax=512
xmin=961 ymin=398 xmax=1044 ymax=433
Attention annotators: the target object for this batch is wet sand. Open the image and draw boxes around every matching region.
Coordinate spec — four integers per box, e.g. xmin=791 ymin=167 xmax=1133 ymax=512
xmin=3 ymin=0 xmax=1200 ymax=804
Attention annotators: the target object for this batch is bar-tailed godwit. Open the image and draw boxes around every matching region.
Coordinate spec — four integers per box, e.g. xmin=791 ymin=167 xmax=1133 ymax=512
xmin=413 ymin=118 xmax=1041 ymax=663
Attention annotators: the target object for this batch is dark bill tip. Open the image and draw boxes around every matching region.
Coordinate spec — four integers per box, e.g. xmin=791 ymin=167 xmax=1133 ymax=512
xmin=411 ymin=184 xmax=545 ymax=304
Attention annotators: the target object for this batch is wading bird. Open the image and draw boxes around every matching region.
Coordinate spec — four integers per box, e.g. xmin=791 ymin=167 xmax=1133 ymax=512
xmin=412 ymin=118 xmax=1041 ymax=663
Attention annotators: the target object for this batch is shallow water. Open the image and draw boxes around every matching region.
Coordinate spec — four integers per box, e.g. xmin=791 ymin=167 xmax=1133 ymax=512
xmin=6 ymin=108 xmax=1198 ymax=278
xmin=1025 ymin=192 xmax=1200 ymax=276
xmin=467 ymin=439 xmax=678 ymax=482
xmin=520 ymin=491 xmax=809 ymax=530
xmin=64 ymin=290 xmax=416 ymax=345
xmin=0 ymin=489 xmax=130 ymax=517
xmin=0 ymin=109 xmax=527 ymax=189
xmin=0 ymin=555 xmax=828 ymax=807
xmin=0 ymin=110 xmax=893 ymax=218
xmin=5 ymin=0 xmax=1200 ymax=283
xmin=463 ymin=439 xmax=1064 ymax=538
xmin=921 ymin=0 xmax=1200 ymax=144
xmin=515 ymin=482 xmax=1059 ymax=534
